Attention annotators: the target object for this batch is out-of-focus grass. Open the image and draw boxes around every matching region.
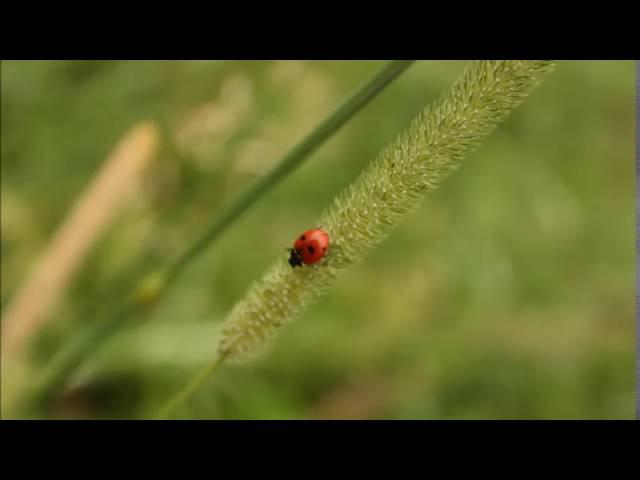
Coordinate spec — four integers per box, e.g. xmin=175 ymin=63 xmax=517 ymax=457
xmin=1 ymin=60 xmax=634 ymax=419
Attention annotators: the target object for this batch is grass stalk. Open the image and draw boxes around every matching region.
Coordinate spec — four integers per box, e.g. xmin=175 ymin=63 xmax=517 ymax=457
xmin=157 ymin=354 xmax=226 ymax=419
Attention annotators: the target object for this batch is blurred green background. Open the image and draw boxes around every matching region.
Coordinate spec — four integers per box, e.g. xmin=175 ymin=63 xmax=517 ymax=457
xmin=0 ymin=60 xmax=634 ymax=419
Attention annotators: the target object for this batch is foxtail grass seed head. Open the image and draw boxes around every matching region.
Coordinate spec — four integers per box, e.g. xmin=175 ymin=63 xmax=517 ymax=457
xmin=219 ymin=60 xmax=555 ymax=363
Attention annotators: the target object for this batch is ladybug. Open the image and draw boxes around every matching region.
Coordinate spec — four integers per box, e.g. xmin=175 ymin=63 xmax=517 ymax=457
xmin=288 ymin=228 xmax=330 ymax=267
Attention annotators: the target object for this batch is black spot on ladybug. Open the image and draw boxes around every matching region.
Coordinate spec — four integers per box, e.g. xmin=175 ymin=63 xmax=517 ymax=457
xmin=300 ymin=235 xmax=306 ymax=240
xmin=323 ymin=247 xmax=326 ymax=251
xmin=307 ymin=245 xmax=315 ymax=254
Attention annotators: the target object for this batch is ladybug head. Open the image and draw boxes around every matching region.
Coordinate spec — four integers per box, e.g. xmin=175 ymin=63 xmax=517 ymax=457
xmin=287 ymin=248 xmax=303 ymax=268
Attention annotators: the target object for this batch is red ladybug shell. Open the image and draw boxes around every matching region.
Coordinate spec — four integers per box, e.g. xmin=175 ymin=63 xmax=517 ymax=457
xmin=291 ymin=228 xmax=330 ymax=266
